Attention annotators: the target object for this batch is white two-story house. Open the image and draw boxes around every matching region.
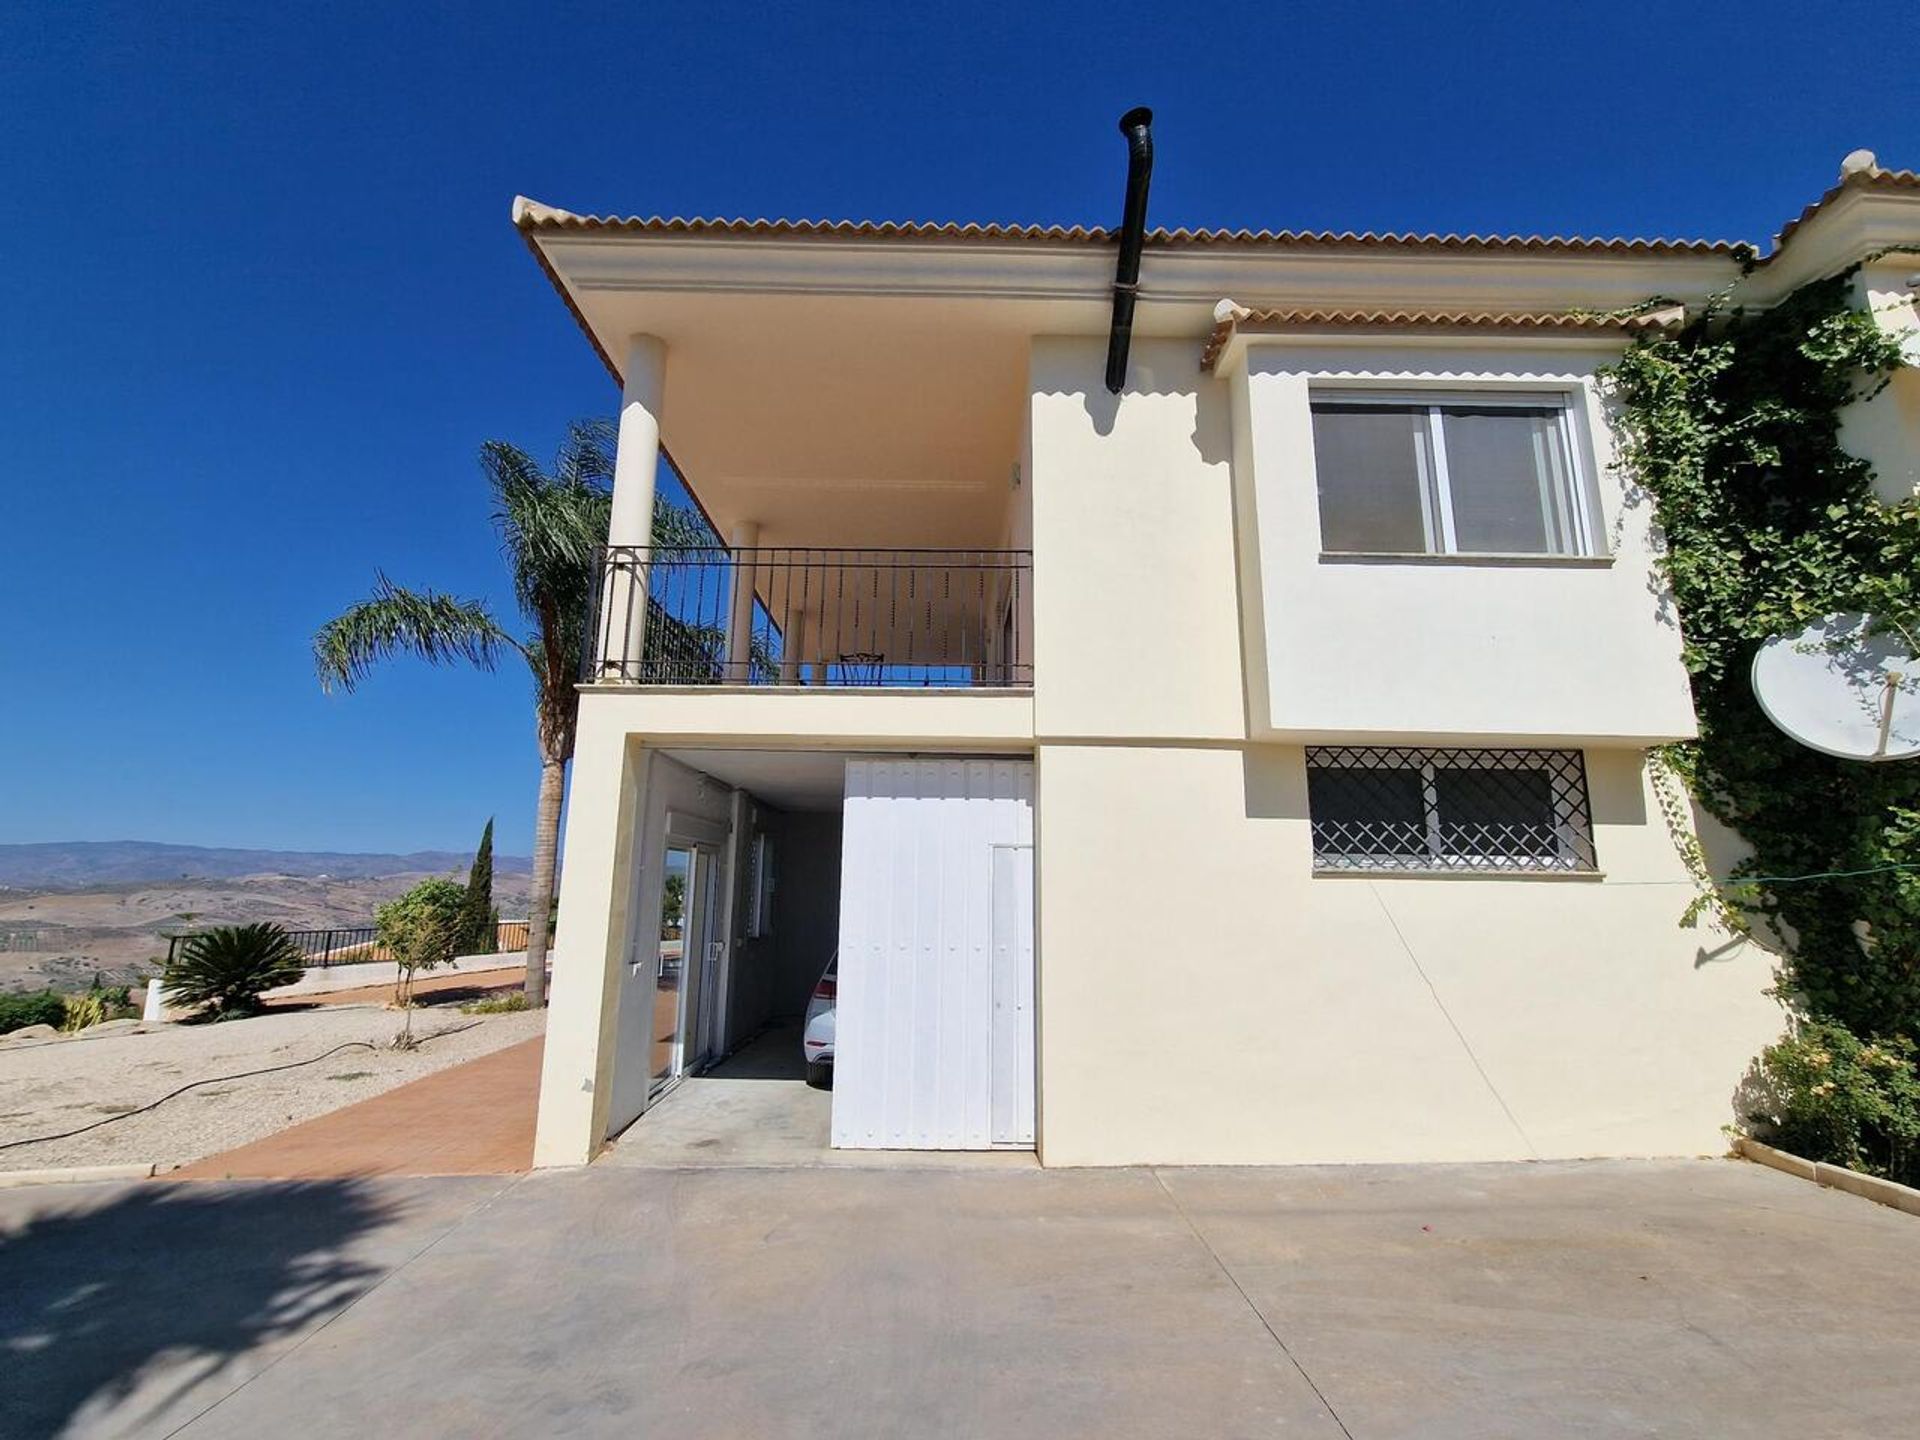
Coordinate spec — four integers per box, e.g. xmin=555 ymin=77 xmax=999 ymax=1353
xmin=519 ymin=145 xmax=1920 ymax=1168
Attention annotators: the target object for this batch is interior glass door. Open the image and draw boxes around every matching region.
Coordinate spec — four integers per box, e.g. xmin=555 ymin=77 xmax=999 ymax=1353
xmin=688 ymin=851 xmax=726 ymax=1070
xmin=650 ymin=845 xmax=695 ymax=1091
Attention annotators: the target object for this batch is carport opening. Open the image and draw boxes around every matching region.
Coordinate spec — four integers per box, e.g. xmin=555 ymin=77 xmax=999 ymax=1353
xmin=605 ymin=747 xmax=1035 ymax=1164
xmin=651 ymin=747 xmax=844 ymax=1088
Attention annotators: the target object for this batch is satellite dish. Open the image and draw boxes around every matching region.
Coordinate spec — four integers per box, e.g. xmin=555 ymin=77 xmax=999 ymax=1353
xmin=1751 ymin=612 xmax=1920 ymax=762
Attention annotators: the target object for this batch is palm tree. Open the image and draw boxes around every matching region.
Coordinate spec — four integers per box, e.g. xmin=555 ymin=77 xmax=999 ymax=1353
xmin=314 ymin=419 xmax=713 ymax=1006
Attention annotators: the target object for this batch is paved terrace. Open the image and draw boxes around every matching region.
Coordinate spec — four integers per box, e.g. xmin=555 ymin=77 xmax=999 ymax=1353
xmin=3 ymin=1158 xmax=1917 ymax=1438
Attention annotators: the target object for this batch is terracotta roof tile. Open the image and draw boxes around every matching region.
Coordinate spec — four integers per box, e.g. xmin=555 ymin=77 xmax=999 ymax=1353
xmin=1768 ymin=164 xmax=1920 ymax=254
xmin=511 ymin=196 xmax=1740 ymax=258
xmin=1198 ymin=305 xmax=1687 ymax=370
xmin=513 ymin=156 xmax=1915 ymax=385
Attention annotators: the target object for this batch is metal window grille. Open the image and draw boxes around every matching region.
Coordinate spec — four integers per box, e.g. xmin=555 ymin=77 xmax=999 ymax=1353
xmin=1306 ymin=746 xmax=1596 ymax=873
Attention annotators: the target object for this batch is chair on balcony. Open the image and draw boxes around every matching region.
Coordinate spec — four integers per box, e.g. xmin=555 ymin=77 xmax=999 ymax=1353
xmin=837 ymin=652 xmax=885 ymax=686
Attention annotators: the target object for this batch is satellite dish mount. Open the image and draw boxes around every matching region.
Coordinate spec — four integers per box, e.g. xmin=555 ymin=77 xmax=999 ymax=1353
xmin=1750 ymin=612 xmax=1920 ymax=763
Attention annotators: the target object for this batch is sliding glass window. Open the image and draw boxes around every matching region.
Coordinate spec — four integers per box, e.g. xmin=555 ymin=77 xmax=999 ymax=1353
xmin=1310 ymin=393 xmax=1598 ymax=557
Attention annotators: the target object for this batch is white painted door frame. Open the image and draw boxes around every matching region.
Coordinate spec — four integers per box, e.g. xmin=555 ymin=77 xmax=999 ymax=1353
xmin=657 ymin=822 xmax=726 ymax=1092
xmin=988 ymin=841 xmax=1036 ymax=1147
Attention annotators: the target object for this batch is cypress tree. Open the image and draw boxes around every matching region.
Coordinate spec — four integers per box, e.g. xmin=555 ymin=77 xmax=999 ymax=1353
xmin=461 ymin=817 xmax=495 ymax=954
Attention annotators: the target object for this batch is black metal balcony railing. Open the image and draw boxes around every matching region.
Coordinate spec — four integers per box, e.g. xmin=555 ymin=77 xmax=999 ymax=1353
xmin=585 ymin=546 xmax=1031 ymax=688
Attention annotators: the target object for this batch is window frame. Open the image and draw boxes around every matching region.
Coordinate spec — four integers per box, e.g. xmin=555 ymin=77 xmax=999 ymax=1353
xmin=1305 ymin=745 xmax=1598 ymax=875
xmin=746 ymin=831 xmax=776 ymax=938
xmin=1308 ymin=388 xmax=1603 ymax=560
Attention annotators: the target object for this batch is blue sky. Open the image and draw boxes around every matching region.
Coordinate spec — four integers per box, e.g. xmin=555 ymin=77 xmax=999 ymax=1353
xmin=0 ymin=1 xmax=1911 ymax=856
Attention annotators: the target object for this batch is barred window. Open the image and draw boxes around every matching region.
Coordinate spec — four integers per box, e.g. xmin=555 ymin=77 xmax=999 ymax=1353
xmin=1306 ymin=747 xmax=1596 ymax=873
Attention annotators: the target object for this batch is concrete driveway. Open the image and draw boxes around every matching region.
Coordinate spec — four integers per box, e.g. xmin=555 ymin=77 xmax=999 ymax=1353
xmin=2 ymin=1159 xmax=1916 ymax=1439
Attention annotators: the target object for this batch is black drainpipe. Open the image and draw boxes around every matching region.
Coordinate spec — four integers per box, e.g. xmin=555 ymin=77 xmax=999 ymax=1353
xmin=1103 ymin=106 xmax=1155 ymax=395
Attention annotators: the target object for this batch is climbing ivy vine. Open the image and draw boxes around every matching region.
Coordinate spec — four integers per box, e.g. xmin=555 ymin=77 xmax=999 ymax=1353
xmin=1605 ymin=270 xmax=1917 ymax=1039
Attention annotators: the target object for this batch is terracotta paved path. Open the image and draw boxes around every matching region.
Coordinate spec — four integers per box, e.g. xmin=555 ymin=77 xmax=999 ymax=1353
xmin=166 ymin=1036 xmax=544 ymax=1181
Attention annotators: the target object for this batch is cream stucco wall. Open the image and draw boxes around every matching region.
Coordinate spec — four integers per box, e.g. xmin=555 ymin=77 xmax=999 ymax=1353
xmin=1842 ymin=264 xmax=1920 ymax=503
xmin=1028 ymin=337 xmax=1246 ymax=741
xmin=1023 ymin=335 xmax=1779 ymax=1167
xmin=565 ymin=686 xmax=1033 ymax=749
xmin=536 ymin=331 xmax=1785 ymax=1170
xmin=524 ymin=182 xmax=1920 ymax=1171
xmin=534 ymin=688 xmax=1038 ymax=1166
xmin=1230 ymin=340 xmax=1698 ymax=744
xmin=535 ymin=705 xmax=647 ymax=1167
xmin=1032 ymin=742 xmax=1782 ymax=1166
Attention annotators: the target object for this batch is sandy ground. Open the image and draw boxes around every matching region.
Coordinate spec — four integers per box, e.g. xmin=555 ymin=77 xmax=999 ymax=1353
xmin=0 ymin=1003 xmax=545 ymax=1174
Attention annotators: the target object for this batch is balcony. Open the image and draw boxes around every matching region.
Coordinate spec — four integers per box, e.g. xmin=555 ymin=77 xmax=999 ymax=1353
xmin=585 ymin=547 xmax=1031 ymax=689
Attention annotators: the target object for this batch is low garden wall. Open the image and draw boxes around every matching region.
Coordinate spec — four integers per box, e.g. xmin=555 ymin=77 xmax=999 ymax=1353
xmin=260 ymin=950 xmax=530 ymax=999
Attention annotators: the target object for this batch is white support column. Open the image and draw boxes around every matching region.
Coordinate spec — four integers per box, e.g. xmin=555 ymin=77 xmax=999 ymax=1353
xmin=534 ymin=713 xmax=646 ymax=1166
xmin=600 ymin=335 xmax=667 ymax=678
xmin=725 ymin=521 xmax=760 ymax=681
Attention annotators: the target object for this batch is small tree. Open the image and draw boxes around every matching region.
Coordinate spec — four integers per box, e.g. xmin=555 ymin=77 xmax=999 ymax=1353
xmin=661 ymin=869 xmax=686 ymax=937
xmin=459 ymin=817 xmax=495 ymax=955
xmin=376 ymin=878 xmax=468 ymax=1017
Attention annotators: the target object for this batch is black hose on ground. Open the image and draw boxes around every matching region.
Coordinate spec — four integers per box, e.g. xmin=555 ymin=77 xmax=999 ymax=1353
xmin=0 ymin=1020 xmax=484 ymax=1153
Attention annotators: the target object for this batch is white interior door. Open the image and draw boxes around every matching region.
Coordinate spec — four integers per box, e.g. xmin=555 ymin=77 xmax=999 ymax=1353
xmin=833 ymin=757 xmax=1035 ymax=1150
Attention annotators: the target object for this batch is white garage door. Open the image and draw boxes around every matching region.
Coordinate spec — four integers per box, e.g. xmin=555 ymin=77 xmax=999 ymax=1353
xmin=833 ymin=758 xmax=1035 ymax=1150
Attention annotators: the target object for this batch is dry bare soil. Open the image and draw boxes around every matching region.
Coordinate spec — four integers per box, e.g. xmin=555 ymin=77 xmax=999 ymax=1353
xmin=0 ymin=1001 xmax=545 ymax=1171
xmin=0 ymin=871 xmax=533 ymax=993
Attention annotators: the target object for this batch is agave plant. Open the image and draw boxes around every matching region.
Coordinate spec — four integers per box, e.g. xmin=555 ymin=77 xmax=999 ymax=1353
xmin=163 ymin=923 xmax=307 ymax=1019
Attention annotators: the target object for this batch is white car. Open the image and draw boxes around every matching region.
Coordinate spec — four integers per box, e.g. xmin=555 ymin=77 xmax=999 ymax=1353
xmin=802 ymin=952 xmax=836 ymax=1087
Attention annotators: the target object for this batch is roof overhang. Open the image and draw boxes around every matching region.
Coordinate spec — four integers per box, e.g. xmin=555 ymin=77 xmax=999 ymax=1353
xmin=511 ymin=164 xmax=1919 ymax=540
xmin=1201 ymin=303 xmax=1689 ymax=375
xmin=515 ymin=196 xmax=1748 ymax=374
xmin=1744 ymin=166 xmax=1920 ymax=303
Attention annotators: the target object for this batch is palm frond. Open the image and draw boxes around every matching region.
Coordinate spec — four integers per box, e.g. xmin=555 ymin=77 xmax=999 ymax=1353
xmin=314 ymin=574 xmax=517 ymax=693
xmin=651 ymin=494 xmax=717 ymax=557
xmin=473 ymin=423 xmax=739 ymax=727
xmin=485 ymin=438 xmax=611 ymax=633
xmin=556 ymin=418 xmax=618 ymax=485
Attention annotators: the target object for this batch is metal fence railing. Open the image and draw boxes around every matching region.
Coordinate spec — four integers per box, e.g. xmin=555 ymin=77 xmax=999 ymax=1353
xmin=165 ymin=918 xmax=532 ymax=969
xmin=584 ymin=546 xmax=1032 ymax=688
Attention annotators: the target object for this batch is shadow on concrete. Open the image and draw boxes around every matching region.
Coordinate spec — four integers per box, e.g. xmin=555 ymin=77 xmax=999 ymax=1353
xmin=704 ymin=1021 xmax=808 ymax=1081
xmin=0 ymin=1180 xmax=398 ymax=1438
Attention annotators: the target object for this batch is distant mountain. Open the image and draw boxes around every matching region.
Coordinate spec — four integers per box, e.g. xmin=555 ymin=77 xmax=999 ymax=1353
xmin=0 ymin=841 xmax=532 ymax=889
